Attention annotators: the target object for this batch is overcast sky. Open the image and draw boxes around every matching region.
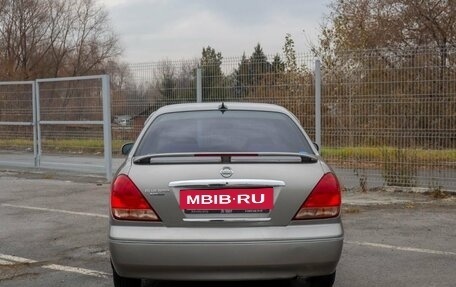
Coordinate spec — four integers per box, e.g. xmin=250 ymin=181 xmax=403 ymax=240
xmin=98 ymin=0 xmax=331 ymax=63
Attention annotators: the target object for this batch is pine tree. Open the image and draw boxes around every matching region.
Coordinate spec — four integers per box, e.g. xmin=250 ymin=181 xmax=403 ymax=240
xmin=271 ymin=54 xmax=285 ymax=73
xmin=200 ymin=46 xmax=225 ymax=101
xmin=249 ymin=43 xmax=272 ymax=85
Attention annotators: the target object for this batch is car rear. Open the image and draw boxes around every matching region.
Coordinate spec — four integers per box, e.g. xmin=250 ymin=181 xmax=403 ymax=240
xmin=109 ymin=103 xmax=343 ymax=285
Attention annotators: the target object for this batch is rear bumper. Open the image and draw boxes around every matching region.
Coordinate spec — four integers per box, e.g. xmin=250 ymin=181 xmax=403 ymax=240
xmin=109 ymin=223 xmax=343 ymax=281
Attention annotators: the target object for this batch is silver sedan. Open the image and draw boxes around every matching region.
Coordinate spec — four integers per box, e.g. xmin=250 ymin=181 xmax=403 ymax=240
xmin=109 ymin=103 xmax=343 ymax=287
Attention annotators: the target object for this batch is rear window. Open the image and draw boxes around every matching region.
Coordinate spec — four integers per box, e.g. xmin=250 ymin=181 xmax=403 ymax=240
xmin=135 ymin=110 xmax=313 ymax=155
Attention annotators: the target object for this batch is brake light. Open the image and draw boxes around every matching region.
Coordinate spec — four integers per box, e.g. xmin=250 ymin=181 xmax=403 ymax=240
xmin=111 ymin=174 xmax=160 ymax=221
xmin=293 ymin=173 xmax=341 ymax=220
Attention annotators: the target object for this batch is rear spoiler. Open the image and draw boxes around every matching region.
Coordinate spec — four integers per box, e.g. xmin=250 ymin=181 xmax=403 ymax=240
xmin=133 ymin=152 xmax=318 ymax=164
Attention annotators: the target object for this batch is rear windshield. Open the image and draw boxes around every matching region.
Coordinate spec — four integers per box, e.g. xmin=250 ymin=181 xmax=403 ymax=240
xmin=135 ymin=110 xmax=313 ymax=155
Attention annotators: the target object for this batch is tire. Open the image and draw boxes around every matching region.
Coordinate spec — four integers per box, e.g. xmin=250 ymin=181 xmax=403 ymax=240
xmin=289 ymin=276 xmax=309 ymax=287
xmin=308 ymin=271 xmax=336 ymax=287
xmin=112 ymin=263 xmax=142 ymax=287
xmin=290 ymin=272 xmax=336 ymax=287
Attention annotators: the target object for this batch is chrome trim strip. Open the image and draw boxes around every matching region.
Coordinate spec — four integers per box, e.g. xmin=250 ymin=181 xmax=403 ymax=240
xmin=169 ymin=179 xmax=285 ymax=188
xmin=183 ymin=218 xmax=271 ymax=222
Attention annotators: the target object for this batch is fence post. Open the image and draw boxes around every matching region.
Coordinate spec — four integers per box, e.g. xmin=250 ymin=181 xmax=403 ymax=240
xmin=196 ymin=67 xmax=202 ymax=103
xmin=32 ymin=81 xmax=38 ymax=167
xmin=315 ymin=59 xmax=322 ymax=149
xmin=102 ymin=75 xmax=112 ymax=182
xmin=35 ymin=81 xmax=42 ymax=167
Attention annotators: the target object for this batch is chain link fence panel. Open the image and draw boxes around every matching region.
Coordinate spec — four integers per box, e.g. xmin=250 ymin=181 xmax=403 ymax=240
xmin=1 ymin=47 xmax=454 ymax=188
xmin=117 ymin=47 xmax=455 ymax=190
xmin=321 ymin=47 xmax=456 ymax=190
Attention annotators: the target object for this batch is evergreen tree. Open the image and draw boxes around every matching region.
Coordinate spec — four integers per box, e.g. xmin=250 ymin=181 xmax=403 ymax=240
xmin=233 ymin=52 xmax=250 ymax=97
xmin=233 ymin=44 xmax=274 ymax=98
xmin=249 ymin=43 xmax=272 ymax=85
xmin=271 ymin=54 xmax=285 ymax=73
xmin=200 ymin=46 xmax=225 ymax=101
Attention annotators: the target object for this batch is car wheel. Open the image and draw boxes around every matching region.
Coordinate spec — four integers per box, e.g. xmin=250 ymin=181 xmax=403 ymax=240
xmin=308 ymin=271 xmax=336 ymax=287
xmin=290 ymin=272 xmax=336 ymax=287
xmin=289 ymin=276 xmax=308 ymax=287
xmin=112 ymin=263 xmax=141 ymax=287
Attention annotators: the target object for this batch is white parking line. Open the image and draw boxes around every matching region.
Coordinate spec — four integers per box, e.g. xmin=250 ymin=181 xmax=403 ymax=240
xmin=0 ymin=259 xmax=16 ymax=265
xmin=1 ymin=203 xmax=108 ymax=218
xmin=0 ymin=254 xmax=35 ymax=263
xmin=0 ymin=253 xmax=110 ymax=279
xmin=345 ymin=240 xmax=456 ymax=256
xmin=44 ymin=264 xmax=110 ymax=278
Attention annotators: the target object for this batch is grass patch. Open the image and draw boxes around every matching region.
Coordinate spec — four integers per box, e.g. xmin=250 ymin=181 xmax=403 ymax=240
xmin=0 ymin=139 xmax=34 ymax=150
xmin=0 ymin=138 xmax=125 ymax=154
xmin=322 ymin=147 xmax=456 ymax=166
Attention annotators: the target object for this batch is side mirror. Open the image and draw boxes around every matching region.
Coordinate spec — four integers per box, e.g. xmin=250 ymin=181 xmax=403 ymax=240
xmin=313 ymin=142 xmax=320 ymax=152
xmin=121 ymin=143 xmax=134 ymax=156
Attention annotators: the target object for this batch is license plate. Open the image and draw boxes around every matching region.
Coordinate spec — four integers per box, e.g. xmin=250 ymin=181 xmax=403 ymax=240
xmin=180 ymin=188 xmax=274 ymax=210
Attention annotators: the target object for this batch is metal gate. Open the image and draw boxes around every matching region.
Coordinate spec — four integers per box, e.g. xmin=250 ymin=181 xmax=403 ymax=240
xmin=0 ymin=81 xmax=37 ymax=167
xmin=0 ymin=75 xmax=112 ymax=181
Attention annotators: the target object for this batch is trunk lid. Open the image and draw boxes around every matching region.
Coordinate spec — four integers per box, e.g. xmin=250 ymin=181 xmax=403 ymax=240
xmin=128 ymin=161 xmax=324 ymax=227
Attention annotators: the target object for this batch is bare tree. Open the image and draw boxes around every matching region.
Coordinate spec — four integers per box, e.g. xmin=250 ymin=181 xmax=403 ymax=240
xmin=314 ymin=0 xmax=456 ymax=60
xmin=68 ymin=0 xmax=121 ymax=75
xmin=0 ymin=0 xmax=121 ymax=80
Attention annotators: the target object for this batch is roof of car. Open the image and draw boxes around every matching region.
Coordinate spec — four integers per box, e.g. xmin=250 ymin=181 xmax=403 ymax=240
xmin=154 ymin=102 xmax=290 ymax=114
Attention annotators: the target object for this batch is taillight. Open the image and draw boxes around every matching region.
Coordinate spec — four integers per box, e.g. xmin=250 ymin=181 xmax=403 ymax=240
xmin=293 ymin=173 xmax=341 ymax=220
xmin=111 ymin=174 xmax=160 ymax=221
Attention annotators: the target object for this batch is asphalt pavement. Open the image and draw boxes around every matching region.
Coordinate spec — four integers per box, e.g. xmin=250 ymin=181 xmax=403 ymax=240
xmin=0 ymin=170 xmax=455 ymax=287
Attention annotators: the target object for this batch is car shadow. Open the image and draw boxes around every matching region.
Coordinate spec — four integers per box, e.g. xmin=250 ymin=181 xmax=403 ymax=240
xmin=144 ymin=279 xmax=294 ymax=287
